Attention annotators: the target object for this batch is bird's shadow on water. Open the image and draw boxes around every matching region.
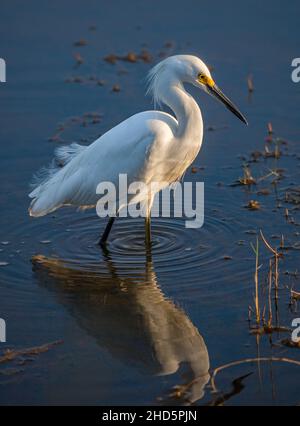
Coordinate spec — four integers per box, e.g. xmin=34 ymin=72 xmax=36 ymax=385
xmin=31 ymin=245 xmax=212 ymax=405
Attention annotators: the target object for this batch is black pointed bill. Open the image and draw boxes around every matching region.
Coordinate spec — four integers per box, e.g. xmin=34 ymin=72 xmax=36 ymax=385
xmin=207 ymin=84 xmax=248 ymax=125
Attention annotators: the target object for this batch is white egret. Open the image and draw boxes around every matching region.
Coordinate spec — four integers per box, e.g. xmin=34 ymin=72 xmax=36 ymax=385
xmin=29 ymin=55 xmax=247 ymax=245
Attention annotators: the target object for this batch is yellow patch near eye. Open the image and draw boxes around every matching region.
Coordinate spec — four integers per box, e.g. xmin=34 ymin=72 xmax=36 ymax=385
xmin=198 ymin=74 xmax=215 ymax=88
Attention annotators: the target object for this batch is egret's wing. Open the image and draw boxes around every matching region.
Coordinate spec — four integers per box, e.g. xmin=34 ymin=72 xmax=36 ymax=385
xmin=28 ymin=111 xmax=175 ymax=217
xmin=68 ymin=132 xmax=157 ymax=208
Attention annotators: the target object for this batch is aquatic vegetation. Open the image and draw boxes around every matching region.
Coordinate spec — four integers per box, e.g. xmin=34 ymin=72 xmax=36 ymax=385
xmin=249 ymin=231 xmax=285 ymax=333
xmin=232 ymin=165 xmax=257 ymax=186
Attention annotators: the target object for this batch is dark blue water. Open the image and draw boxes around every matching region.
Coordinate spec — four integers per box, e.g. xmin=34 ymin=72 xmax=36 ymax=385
xmin=0 ymin=0 xmax=300 ymax=405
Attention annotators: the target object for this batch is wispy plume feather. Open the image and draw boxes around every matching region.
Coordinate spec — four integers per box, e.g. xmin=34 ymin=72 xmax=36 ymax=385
xmin=29 ymin=159 xmax=59 ymax=192
xmin=146 ymin=59 xmax=168 ymax=108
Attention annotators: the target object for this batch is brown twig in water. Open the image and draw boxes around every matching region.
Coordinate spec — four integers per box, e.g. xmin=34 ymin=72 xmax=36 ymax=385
xmin=211 ymin=357 xmax=300 ymax=393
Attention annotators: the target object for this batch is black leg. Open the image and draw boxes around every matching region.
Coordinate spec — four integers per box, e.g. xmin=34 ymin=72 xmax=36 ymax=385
xmin=145 ymin=215 xmax=152 ymax=248
xmin=98 ymin=217 xmax=115 ymax=246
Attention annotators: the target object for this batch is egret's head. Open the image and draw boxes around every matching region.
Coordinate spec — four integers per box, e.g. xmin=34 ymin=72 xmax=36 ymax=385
xmin=147 ymin=55 xmax=248 ymax=125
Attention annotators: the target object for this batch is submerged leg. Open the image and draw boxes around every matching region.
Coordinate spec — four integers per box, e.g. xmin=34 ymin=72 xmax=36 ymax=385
xmin=98 ymin=217 xmax=115 ymax=246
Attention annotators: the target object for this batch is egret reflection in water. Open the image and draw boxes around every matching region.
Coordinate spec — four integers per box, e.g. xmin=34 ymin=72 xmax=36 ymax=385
xmin=32 ymin=250 xmax=210 ymax=404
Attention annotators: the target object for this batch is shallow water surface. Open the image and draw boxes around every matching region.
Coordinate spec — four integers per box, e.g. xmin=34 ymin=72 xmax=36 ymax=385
xmin=0 ymin=0 xmax=300 ymax=405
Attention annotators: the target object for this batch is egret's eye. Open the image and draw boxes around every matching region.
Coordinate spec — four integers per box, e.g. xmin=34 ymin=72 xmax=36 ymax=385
xmin=197 ymin=73 xmax=215 ymax=88
xmin=198 ymin=73 xmax=206 ymax=83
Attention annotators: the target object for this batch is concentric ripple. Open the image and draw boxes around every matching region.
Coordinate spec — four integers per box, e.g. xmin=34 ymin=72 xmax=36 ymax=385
xmin=0 ymin=203 xmax=254 ymax=302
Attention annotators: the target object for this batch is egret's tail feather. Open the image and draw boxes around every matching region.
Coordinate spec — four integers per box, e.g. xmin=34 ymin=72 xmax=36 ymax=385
xmin=29 ymin=143 xmax=85 ymax=194
xmin=29 ymin=143 xmax=86 ymax=217
xmin=28 ymin=197 xmax=62 ymax=217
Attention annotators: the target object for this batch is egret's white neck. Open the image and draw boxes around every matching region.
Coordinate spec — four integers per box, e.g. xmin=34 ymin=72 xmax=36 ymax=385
xmin=160 ymin=80 xmax=203 ymax=141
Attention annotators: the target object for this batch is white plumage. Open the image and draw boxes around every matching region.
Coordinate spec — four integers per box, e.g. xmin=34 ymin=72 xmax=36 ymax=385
xmin=29 ymin=55 xmax=247 ymax=240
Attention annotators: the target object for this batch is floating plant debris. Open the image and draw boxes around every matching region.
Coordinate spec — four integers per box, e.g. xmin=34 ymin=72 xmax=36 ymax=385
xmin=47 ymin=111 xmax=103 ymax=143
xmin=0 ymin=341 xmax=63 ymax=365
xmin=233 ymin=166 xmax=256 ymax=186
xmin=122 ymin=52 xmax=137 ymax=63
xmin=250 ymin=325 xmax=290 ymax=336
xmin=246 ymin=200 xmax=261 ymax=210
xmin=83 ymin=112 xmax=102 ymax=120
xmin=74 ymin=52 xmax=84 ymax=66
xmin=73 ymin=39 xmax=87 ymax=47
xmin=250 ymin=151 xmax=262 ymax=161
xmin=112 ymin=84 xmax=121 ymax=92
xmin=257 ymin=188 xmax=271 ymax=196
xmin=139 ymin=50 xmax=152 ymax=63
xmin=104 ymin=54 xmax=118 ymax=64
xmin=291 ymin=289 xmax=300 ymax=300
xmin=247 ymin=74 xmax=254 ymax=93
xmin=281 ymin=338 xmax=300 ymax=349
xmin=104 ymin=50 xmax=153 ymax=65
